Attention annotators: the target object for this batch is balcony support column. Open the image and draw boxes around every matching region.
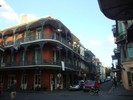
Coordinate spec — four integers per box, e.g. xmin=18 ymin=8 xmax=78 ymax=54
xmin=59 ymin=49 xmax=61 ymax=62
xmin=11 ymin=48 xmax=14 ymax=66
xmin=65 ymin=49 xmax=68 ymax=62
xmin=26 ymin=28 xmax=30 ymax=42
xmin=24 ymin=45 xmax=28 ymax=65
xmin=40 ymin=43 xmax=43 ymax=64
xmin=71 ymin=51 xmax=74 ymax=68
xmin=41 ymin=25 xmax=44 ymax=39
xmin=59 ymin=32 xmax=61 ymax=42
xmin=65 ymin=31 xmax=67 ymax=42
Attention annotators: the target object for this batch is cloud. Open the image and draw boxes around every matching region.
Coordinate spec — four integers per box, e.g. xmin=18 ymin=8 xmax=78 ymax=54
xmin=108 ymin=34 xmax=115 ymax=45
xmin=0 ymin=0 xmax=19 ymax=22
xmin=0 ymin=0 xmax=37 ymax=27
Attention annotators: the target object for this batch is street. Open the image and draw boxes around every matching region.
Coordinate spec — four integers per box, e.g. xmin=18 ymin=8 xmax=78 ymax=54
xmin=1 ymin=81 xmax=133 ymax=100
xmin=1 ymin=90 xmax=132 ymax=100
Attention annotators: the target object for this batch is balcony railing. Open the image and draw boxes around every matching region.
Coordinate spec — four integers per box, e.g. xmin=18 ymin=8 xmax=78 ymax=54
xmin=113 ymin=48 xmax=120 ymax=54
xmin=112 ymin=25 xmax=117 ymax=37
xmin=18 ymin=33 xmax=71 ymax=47
xmin=4 ymin=33 xmax=81 ymax=55
xmin=121 ymin=57 xmax=133 ymax=63
xmin=115 ymin=33 xmax=126 ymax=43
xmin=4 ymin=40 xmax=13 ymax=46
xmin=3 ymin=58 xmax=80 ymax=70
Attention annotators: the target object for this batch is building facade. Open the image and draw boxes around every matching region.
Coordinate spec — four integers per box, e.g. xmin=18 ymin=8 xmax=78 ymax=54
xmin=112 ymin=20 xmax=133 ymax=90
xmin=0 ymin=16 xmax=97 ymax=91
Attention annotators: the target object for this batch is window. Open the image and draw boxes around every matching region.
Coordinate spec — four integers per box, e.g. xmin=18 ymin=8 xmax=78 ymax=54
xmin=127 ymin=43 xmax=133 ymax=58
xmin=36 ymin=29 xmax=41 ymax=40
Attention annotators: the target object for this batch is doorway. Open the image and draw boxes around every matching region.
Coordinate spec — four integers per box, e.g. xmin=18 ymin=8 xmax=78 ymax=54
xmin=34 ymin=73 xmax=41 ymax=89
xmin=8 ymin=75 xmax=15 ymax=88
xmin=21 ymin=74 xmax=27 ymax=90
xmin=128 ymin=71 xmax=133 ymax=89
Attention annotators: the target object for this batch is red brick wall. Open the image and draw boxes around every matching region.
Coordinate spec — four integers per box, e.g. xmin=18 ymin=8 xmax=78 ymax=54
xmin=43 ymin=44 xmax=53 ymax=61
xmin=27 ymin=48 xmax=32 ymax=64
xmin=3 ymin=71 xmax=8 ymax=89
xmin=41 ymin=70 xmax=51 ymax=90
xmin=0 ymin=38 xmax=2 ymax=45
xmin=6 ymin=51 xmax=11 ymax=64
xmin=6 ymin=35 xmax=13 ymax=41
xmin=16 ymin=71 xmax=21 ymax=89
xmin=43 ymin=25 xmax=52 ymax=39
xmin=15 ymin=52 xmax=20 ymax=65
xmin=44 ymin=25 xmax=52 ymax=34
xmin=28 ymin=71 xmax=34 ymax=90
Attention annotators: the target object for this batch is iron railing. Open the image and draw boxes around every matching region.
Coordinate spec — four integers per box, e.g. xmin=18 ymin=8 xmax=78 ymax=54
xmin=4 ymin=58 xmax=80 ymax=70
xmin=4 ymin=33 xmax=81 ymax=54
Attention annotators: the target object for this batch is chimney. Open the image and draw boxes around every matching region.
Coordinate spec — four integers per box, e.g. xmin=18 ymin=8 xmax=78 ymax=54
xmin=21 ymin=14 xmax=27 ymax=24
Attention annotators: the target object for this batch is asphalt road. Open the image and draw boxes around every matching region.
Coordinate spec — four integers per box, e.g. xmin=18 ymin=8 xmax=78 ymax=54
xmin=1 ymin=81 xmax=133 ymax=100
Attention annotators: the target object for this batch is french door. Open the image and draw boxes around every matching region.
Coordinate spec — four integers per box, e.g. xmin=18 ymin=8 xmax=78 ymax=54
xmin=34 ymin=73 xmax=41 ymax=89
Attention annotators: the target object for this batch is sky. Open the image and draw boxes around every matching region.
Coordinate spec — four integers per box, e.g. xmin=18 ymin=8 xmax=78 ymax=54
xmin=0 ymin=0 xmax=116 ymax=67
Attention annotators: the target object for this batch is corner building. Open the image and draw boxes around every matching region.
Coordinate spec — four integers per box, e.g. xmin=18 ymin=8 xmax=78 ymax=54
xmin=0 ymin=16 xmax=91 ymax=91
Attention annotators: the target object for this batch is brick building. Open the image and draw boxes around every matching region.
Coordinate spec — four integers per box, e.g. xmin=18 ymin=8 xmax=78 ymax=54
xmin=0 ymin=16 xmax=95 ymax=91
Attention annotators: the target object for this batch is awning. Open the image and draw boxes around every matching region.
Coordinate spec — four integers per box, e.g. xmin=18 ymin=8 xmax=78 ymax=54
xmin=98 ymin=0 xmax=133 ymax=20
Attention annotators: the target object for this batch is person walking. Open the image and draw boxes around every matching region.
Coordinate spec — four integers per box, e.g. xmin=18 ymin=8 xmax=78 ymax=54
xmin=10 ymin=79 xmax=17 ymax=100
xmin=114 ymin=78 xmax=117 ymax=88
xmin=113 ymin=78 xmax=117 ymax=88
xmin=95 ymin=80 xmax=100 ymax=93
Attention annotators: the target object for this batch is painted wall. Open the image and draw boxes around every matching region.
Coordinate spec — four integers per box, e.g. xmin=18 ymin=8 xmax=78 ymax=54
xmin=121 ymin=70 xmax=129 ymax=90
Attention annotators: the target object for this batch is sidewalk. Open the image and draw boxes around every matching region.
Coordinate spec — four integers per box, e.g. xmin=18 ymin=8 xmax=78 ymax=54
xmin=108 ymin=86 xmax=133 ymax=96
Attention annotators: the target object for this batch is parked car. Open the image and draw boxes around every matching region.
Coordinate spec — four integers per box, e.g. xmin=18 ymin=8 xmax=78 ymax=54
xmin=83 ymin=80 xmax=99 ymax=92
xmin=69 ymin=80 xmax=84 ymax=91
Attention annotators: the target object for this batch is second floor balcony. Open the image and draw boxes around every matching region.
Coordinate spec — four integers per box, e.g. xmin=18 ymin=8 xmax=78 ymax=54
xmin=4 ymin=33 xmax=75 ymax=51
xmin=115 ymin=33 xmax=126 ymax=44
xmin=113 ymin=48 xmax=120 ymax=54
xmin=2 ymin=58 xmax=81 ymax=71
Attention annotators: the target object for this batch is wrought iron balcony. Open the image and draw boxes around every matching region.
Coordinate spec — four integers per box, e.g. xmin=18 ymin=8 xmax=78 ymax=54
xmin=3 ymin=58 xmax=80 ymax=70
xmin=115 ymin=33 xmax=126 ymax=43
xmin=6 ymin=33 xmax=72 ymax=49
xmin=0 ymin=46 xmax=4 ymax=52
xmin=113 ymin=48 xmax=120 ymax=54
xmin=112 ymin=25 xmax=118 ymax=37
xmin=4 ymin=40 xmax=13 ymax=46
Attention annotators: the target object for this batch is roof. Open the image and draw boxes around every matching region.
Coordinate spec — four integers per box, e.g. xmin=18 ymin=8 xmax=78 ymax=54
xmin=0 ymin=16 xmax=71 ymax=36
xmin=98 ymin=0 xmax=133 ymax=20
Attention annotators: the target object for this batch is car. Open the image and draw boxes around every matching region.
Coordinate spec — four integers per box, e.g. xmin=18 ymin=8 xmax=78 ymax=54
xmin=69 ymin=80 xmax=84 ymax=91
xmin=83 ymin=80 xmax=99 ymax=92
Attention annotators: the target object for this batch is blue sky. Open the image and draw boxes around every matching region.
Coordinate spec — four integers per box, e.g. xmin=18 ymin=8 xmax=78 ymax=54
xmin=0 ymin=0 xmax=116 ymax=67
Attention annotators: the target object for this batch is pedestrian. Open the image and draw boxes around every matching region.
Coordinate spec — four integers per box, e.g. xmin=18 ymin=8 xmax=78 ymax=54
xmin=95 ymin=80 xmax=100 ymax=93
xmin=113 ymin=78 xmax=117 ymax=88
xmin=10 ymin=79 xmax=17 ymax=100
